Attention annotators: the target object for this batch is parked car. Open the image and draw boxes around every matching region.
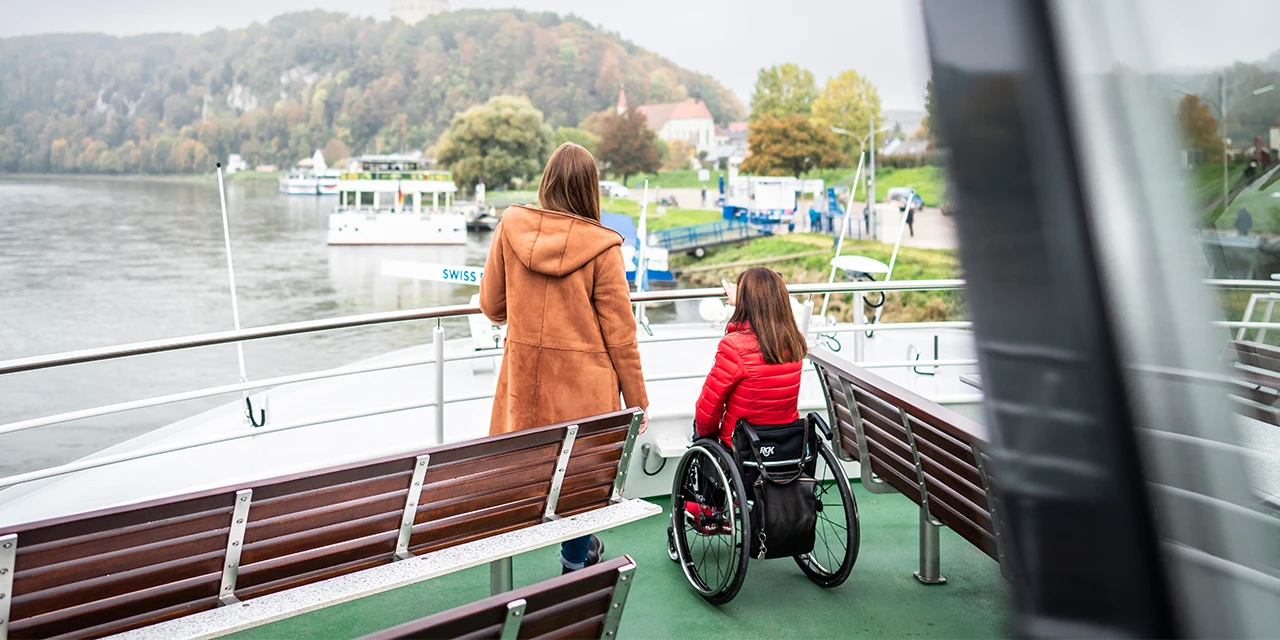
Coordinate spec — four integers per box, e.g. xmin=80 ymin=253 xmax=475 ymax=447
xmin=600 ymin=181 xmax=630 ymax=198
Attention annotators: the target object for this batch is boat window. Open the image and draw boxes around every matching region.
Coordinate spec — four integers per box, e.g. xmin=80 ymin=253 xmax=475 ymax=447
xmin=1048 ymin=0 xmax=1280 ymax=632
xmin=360 ymin=192 xmax=374 ymax=206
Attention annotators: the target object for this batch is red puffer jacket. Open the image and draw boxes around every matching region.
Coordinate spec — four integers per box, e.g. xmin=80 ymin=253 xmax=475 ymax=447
xmin=694 ymin=322 xmax=802 ymax=447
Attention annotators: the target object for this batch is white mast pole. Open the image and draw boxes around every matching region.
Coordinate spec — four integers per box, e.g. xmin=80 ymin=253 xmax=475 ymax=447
xmin=873 ymin=190 xmax=913 ymax=327
xmin=216 ymin=163 xmax=258 ymax=425
xmin=635 ymin=180 xmax=651 ymax=325
xmin=819 ymin=152 xmax=865 ymax=317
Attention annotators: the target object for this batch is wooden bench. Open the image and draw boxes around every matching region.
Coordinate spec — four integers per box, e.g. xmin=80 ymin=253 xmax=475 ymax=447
xmin=808 ymin=348 xmax=1007 ymax=583
xmin=359 ymin=556 xmax=637 ymax=640
xmin=1224 ymin=340 xmax=1280 ymax=425
xmin=0 ymin=409 xmax=656 ymax=639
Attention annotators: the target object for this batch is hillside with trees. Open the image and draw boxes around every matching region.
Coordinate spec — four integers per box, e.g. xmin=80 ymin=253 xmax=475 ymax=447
xmin=0 ymin=9 xmax=743 ymax=175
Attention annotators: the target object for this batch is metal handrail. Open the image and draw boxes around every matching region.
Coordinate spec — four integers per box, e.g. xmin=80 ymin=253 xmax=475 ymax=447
xmin=0 ymin=281 xmax=964 ymax=376
xmin=5 ymin=276 xmax=1267 ymax=490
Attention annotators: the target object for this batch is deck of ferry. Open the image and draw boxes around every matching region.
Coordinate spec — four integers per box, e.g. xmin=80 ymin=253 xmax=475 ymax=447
xmin=224 ymin=484 xmax=1007 ymax=639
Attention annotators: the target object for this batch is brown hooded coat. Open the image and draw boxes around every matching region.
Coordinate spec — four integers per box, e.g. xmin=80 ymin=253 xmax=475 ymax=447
xmin=480 ymin=205 xmax=648 ymax=435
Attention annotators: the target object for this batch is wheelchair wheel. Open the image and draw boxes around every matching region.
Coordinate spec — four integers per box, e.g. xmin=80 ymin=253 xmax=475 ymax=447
xmin=670 ymin=441 xmax=751 ymax=605
xmin=794 ymin=440 xmax=860 ymax=587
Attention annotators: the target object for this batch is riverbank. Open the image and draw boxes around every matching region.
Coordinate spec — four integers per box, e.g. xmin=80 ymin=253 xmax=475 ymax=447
xmin=670 ymin=233 xmax=964 ymax=323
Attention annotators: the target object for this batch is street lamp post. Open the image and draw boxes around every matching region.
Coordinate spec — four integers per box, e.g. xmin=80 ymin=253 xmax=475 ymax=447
xmin=832 ymin=120 xmax=889 ymax=239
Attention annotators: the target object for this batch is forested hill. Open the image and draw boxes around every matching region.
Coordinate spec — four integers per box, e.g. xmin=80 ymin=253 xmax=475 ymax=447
xmin=0 ymin=10 xmax=744 ymax=174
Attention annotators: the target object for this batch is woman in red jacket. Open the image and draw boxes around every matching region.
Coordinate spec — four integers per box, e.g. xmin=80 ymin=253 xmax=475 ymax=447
xmin=694 ymin=267 xmax=807 ymax=447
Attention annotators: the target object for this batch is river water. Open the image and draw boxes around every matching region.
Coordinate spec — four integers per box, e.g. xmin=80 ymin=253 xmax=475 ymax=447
xmin=0 ymin=176 xmax=499 ymax=476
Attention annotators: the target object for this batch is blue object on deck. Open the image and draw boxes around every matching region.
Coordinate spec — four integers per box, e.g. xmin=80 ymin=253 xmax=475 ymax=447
xmin=827 ymin=187 xmax=845 ymax=216
xmin=601 ymin=211 xmax=674 ymax=282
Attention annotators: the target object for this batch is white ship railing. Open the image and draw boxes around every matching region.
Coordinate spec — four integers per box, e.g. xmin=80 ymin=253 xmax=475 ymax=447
xmin=0 ymin=278 xmax=1273 ymax=490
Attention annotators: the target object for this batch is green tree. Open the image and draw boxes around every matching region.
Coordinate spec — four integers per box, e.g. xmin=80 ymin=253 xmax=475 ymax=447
xmin=740 ymin=114 xmax=842 ymax=178
xmin=750 ymin=64 xmax=818 ymax=121
xmin=553 ymin=127 xmax=599 ymax=155
xmin=596 ymin=108 xmax=660 ymax=186
xmin=436 ymin=96 xmax=555 ymax=190
xmin=922 ymin=78 xmax=939 ymax=147
xmin=813 ymin=70 xmax=883 ymax=164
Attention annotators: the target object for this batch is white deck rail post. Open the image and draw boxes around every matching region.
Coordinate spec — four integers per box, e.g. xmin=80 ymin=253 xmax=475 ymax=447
xmin=433 ymin=323 xmax=445 ymax=443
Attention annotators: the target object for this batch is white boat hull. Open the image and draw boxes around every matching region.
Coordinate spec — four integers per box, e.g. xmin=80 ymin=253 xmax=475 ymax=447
xmin=317 ymin=178 xmax=340 ymax=195
xmin=279 ymin=178 xmax=319 ymax=195
xmin=328 ymin=212 xmax=467 ymax=245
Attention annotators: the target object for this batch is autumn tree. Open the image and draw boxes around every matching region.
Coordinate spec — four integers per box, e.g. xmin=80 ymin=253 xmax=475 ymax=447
xmin=436 ymin=96 xmax=555 ymax=190
xmin=664 ymin=140 xmax=695 ymax=171
xmin=596 ymin=108 xmax=660 ymax=186
xmin=1178 ymin=94 xmax=1221 ymax=160
xmin=812 ymin=70 xmax=883 ymax=164
xmin=740 ymin=114 xmax=842 ymax=178
xmin=322 ymin=138 xmax=351 ymax=166
xmin=750 ymin=64 xmax=818 ymax=121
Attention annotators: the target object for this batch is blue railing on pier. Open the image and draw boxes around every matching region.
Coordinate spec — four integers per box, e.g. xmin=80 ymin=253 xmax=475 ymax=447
xmin=648 ymin=220 xmax=765 ymax=254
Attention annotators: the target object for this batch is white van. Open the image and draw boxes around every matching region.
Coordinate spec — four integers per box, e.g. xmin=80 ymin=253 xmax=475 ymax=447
xmin=600 ymin=181 xmax=630 ymax=198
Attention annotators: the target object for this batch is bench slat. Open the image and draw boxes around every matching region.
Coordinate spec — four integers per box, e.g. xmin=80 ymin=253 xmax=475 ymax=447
xmin=248 ymin=470 xmax=412 ymax=523
xmin=358 ymin=556 xmax=633 ymax=640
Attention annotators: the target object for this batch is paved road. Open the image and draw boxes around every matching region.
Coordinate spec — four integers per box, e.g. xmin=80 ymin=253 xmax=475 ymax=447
xmin=621 ymin=189 xmax=961 ymax=250
xmin=809 ymin=202 xmax=959 ymax=250
xmin=622 ymin=187 xmax=718 ymax=210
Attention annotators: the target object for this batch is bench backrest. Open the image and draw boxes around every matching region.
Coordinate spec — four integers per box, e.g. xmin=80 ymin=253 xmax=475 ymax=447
xmin=1224 ymin=340 xmax=1280 ymax=425
xmin=808 ymin=348 xmax=1002 ymax=562
xmin=0 ymin=409 xmax=641 ymax=639
xmin=360 ymin=555 xmax=637 ymax=640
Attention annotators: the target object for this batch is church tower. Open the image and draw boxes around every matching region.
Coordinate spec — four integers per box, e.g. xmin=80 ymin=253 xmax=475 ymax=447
xmin=391 ymin=0 xmax=449 ymax=25
xmin=616 ymin=88 xmax=629 ymax=115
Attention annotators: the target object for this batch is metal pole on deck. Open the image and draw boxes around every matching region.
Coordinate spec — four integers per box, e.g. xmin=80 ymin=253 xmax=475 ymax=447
xmin=433 ymin=323 xmax=445 ymax=443
xmin=916 ymin=507 xmax=946 ymax=584
xmin=873 ymin=194 xmax=913 ymax=327
xmin=216 ymin=164 xmax=263 ymax=427
xmin=820 ymin=153 xmax=865 ymax=318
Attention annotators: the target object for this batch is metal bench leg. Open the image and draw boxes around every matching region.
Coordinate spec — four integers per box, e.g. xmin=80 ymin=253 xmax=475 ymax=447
xmin=915 ymin=507 xmax=947 ymax=584
xmin=490 ymin=557 xmax=513 ymax=595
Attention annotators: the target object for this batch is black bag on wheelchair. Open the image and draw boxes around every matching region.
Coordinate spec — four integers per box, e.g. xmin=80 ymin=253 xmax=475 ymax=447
xmin=732 ymin=418 xmax=818 ymax=560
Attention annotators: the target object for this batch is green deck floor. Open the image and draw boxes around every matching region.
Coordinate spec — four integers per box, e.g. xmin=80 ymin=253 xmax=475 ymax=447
xmin=227 ymin=483 xmax=1009 ymax=639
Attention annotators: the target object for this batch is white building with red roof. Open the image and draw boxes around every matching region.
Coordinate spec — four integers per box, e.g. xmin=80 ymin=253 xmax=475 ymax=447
xmin=619 ymin=93 xmax=717 ymax=154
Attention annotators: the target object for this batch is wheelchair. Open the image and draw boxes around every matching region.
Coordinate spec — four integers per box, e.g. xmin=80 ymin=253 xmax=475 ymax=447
xmin=666 ymin=413 xmax=860 ymax=605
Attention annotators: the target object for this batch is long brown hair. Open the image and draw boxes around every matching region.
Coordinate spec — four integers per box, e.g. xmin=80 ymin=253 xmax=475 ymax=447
xmin=538 ymin=142 xmax=601 ymax=221
xmin=729 ymin=267 xmax=807 ymax=364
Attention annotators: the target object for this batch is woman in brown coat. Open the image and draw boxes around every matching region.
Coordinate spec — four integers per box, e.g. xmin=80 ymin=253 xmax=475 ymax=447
xmin=479 ymin=142 xmax=648 ymax=572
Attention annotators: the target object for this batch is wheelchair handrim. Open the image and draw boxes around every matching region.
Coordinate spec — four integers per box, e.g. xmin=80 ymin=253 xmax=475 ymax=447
xmin=671 ymin=445 xmax=743 ymax=596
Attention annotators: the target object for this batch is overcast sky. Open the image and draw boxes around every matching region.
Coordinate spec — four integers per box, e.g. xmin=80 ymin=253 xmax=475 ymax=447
xmin=2 ymin=0 xmax=1278 ymax=111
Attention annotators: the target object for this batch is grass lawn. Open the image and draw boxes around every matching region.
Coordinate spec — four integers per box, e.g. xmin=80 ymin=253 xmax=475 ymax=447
xmin=873 ymin=166 xmax=946 ymax=206
xmin=613 ymin=170 xmax=714 ymax=190
xmin=1214 ymin=184 xmax=1280 ymax=234
xmin=601 ymin=197 xmax=721 ymax=231
xmin=670 ymin=233 xmax=965 ymax=323
xmin=226 ymin=170 xmax=280 ymax=183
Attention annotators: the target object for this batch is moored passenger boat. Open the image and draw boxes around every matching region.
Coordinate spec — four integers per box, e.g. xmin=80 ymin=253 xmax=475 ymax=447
xmin=329 ymin=155 xmax=466 ymax=245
